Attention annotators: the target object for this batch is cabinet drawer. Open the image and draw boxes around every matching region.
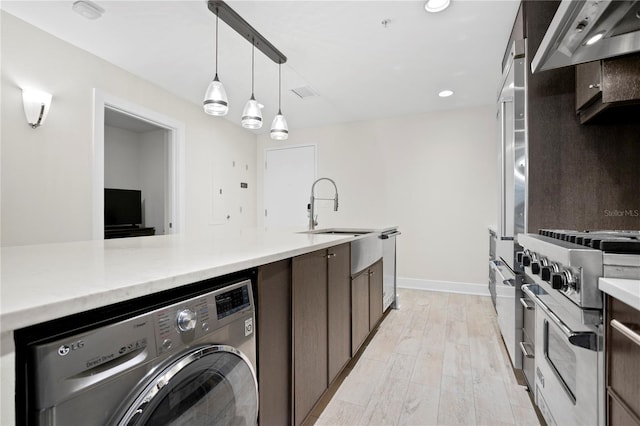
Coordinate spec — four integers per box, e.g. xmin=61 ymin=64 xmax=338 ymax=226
xmin=607 ymin=298 xmax=640 ymax=420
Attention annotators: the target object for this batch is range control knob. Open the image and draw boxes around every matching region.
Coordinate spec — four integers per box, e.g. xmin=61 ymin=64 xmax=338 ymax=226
xmin=522 ymin=255 xmax=531 ymax=267
xmin=551 ymin=273 xmax=565 ymax=290
xmin=516 ymin=251 xmax=524 ymax=264
xmin=541 ymin=266 xmax=552 ymax=281
xmin=531 ymin=262 xmax=541 ymax=275
xmin=176 ymin=309 xmax=197 ymax=332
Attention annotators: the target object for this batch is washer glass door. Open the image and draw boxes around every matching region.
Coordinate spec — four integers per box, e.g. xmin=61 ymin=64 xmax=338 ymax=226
xmin=118 ymin=345 xmax=258 ymax=426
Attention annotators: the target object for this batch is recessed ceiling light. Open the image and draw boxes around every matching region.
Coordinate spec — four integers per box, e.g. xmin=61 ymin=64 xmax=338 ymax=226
xmin=425 ymin=0 xmax=451 ymax=13
xmin=72 ymin=0 xmax=105 ymax=20
xmin=438 ymin=89 xmax=454 ymax=98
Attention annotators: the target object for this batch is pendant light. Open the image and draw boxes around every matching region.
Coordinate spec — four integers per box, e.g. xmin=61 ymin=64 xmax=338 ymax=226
xmin=241 ymin=42 xmax=263 ymax=129
xmin=203 ymin=11 xmax=229 ymax=116
xmin=270 ymin=62 xmax=289 ymax=140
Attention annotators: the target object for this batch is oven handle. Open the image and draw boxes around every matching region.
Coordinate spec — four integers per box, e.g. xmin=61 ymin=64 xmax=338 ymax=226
xmin=521 ymin=284 xmax=598 ymax=351
xmin=519 ymin=341 xmax=534 ymax=359
xmin=490 ymin=260 xmax=515 ymax=286
xmin=611 ymin=319 xmax=640 ymax=347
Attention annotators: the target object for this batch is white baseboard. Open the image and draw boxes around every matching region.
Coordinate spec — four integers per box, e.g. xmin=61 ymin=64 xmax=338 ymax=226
xmin=398 ymin=277 xmax=490 ymax=297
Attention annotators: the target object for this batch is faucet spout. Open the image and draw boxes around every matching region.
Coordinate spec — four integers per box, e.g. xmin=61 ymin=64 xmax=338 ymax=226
xmin=309 ymin=177 xmax=339 ymax=230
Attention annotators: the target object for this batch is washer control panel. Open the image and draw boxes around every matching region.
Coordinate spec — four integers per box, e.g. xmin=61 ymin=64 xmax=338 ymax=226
xmin=154 ymin=280 xmax=253 ymax=355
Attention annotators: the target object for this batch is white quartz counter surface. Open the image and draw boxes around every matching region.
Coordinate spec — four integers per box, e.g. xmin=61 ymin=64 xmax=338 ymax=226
xmin=0 ymin=227 xmax=384 ymax=333
xmin=599 ymin=278 xmax=640 ymax=311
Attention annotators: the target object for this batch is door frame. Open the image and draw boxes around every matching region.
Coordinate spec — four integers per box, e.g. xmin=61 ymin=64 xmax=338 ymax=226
xmin=92 ymin=89 xmax=185 ymax=239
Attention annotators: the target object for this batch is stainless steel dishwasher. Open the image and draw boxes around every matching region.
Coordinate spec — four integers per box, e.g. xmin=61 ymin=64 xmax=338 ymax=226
xmin=381 ymin=228 xmax=401 ymax=310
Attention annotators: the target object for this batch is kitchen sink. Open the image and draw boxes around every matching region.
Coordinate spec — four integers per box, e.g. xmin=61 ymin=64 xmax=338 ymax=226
xmin=303 ymin=228 xmax=373 ymax=236
xmin=300 ymin=228 xmax=383 ymax=273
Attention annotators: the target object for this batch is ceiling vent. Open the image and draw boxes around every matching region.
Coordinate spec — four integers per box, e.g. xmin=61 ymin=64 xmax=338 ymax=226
xmin=291 ymin=86 xmax=318 ymax=99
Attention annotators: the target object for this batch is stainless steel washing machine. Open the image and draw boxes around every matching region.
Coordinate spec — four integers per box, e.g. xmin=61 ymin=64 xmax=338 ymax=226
xmin=18 ymin=275 xmax=258 ymax=425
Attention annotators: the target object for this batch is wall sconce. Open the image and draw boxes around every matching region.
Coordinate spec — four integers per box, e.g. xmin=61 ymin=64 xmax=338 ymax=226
xmin=22 ymin=89 xmax=52 ymax=128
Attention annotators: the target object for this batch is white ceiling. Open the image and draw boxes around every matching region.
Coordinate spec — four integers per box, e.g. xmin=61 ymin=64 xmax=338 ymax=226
xmin=2 ymin=0 xmax=520 ymax=132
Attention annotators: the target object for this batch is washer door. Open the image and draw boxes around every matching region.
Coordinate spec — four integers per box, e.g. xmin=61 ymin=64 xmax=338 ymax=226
xmin=117 ymin=345 xmax=258 ymax=426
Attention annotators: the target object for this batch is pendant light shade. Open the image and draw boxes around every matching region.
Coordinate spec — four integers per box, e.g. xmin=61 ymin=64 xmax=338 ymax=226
xmin=270 ymin=62 xmax=289 ymax=140
xmin=241 ymin=43 xmax=263 ymax=129
xmin=203 ymin=75 xmax=228 ymax=116
xmin=241 ymin=96 xmax=263 ymax=129
xmin=203 ymin=12 xmax=228 ymax=116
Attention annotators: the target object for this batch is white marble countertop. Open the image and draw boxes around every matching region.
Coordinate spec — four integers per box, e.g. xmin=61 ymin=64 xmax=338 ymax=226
xmin=0 ymin=226 xmax=395 ymax=333
xmin=599 ymin=278 xmax=640 ymax=311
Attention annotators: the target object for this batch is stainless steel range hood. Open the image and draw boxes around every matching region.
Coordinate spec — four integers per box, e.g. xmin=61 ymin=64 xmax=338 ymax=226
xmin=532 ymin=0 xmax=640 ymax=73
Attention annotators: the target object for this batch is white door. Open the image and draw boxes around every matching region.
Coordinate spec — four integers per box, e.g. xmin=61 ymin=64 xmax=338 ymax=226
xmin=264 ymin=146 xmax=315 ymax=228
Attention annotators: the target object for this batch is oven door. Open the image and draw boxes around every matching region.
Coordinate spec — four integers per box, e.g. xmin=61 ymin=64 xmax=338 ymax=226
xmin=524 ymin=285 xmax=604 ymax=426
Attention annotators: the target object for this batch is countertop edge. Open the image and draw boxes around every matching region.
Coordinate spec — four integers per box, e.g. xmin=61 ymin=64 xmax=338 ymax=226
xmin=1 ymin=235 xmax=355 ymax=334
xmin=599 ymin=277 xmax=640 ymax=311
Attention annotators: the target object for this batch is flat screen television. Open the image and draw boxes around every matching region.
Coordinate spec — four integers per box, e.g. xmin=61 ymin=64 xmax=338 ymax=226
xmin=104 ymin=188 xmax=142 ymax=227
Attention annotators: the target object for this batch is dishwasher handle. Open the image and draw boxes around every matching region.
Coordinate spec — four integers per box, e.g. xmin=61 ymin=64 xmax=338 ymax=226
xmin=380 ymin=231 xmax=402 ymax=239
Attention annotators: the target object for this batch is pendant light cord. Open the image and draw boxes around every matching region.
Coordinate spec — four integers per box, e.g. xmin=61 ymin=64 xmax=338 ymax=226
xmin=215 ymin=10 xmax=219 ymax=75
xmin=251 ymin=42 xmax=255 ymax=96
xmin=278 ymin=62 xmax=282 ymax=114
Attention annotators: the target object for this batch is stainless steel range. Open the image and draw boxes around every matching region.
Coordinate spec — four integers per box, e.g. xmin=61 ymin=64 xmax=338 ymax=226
xmin=518 ymin=229 xmax=640 ymax=426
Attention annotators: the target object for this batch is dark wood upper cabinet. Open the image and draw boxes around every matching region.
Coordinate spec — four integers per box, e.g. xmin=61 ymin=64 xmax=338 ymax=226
xmin=576 ymin=54 xmax=640 ymax=123
xmin=327 ymin=243 xmax=351 ymax=385
xmin=575 ymin=60 xmax=602 ymax=111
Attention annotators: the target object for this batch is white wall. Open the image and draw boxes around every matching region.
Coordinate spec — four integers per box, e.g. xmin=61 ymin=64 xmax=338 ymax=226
xmin=1 ymin=11 xmax=257 ymax=246
xmin=104 ymin=125 xmax=142 ymax=189
xmin=257 ymin=106 xmax=498 ymax=286
xmin=139 ymin=129 xmax=167 ymax=234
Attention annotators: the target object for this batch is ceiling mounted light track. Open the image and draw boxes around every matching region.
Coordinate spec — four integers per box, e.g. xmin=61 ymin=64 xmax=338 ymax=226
xmin=207 ymin=1 xmax=287 ymax=65
xmin=206 ymin=0 xmax=289 ymax=138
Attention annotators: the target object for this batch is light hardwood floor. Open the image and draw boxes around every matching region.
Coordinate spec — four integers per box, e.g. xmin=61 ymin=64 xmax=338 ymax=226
xmin=315 ymin=288 xmax=541 ymax=426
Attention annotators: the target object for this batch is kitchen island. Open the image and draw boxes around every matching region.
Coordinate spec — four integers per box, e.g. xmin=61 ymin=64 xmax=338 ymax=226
xmin=0 ymin=226 xmax=395 ymax=424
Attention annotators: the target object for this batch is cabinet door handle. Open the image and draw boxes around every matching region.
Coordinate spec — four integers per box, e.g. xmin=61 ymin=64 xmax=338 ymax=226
xmin=611 ymin=319 xmax=640 ymax=347
xmin=369 ymin=271 xmax=375 ymax=276
xmin=588 ymin=83 xmax=601 ymax=89
xmin=327 ymin=253 xmax=336 ymax=259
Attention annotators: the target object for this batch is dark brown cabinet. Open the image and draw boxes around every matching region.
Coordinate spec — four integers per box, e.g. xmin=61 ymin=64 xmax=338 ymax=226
xmin=351 ymin=270 xmax=370 ymax=355
xmin=606 ymin=296 xmax=640 ymax=426
xmin=291 ymin=244 xmax=351 ymax=425
xmin=576 ymin=54 xmax=640 ymax=123
xmin=368 ymin=260 xmax=383 ymax=331
xmin=258 ymin=243 xmax=378 ymax=426
xmin=351 ymin=259 xmax=383 ymax=355
xmin=327 ymin=243 xmax=351 ymax=384
xmin=256 ymin=259 xmax=292 ymax=426
xmin=292 ymin=250 xmax=328 ymax=426
xmin=575 ymin=60 xmax=602 ymax=111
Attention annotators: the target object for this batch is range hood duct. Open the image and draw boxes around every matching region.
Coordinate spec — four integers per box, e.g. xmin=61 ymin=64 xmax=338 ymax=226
xmin=532 ymin=0 xmax=640 ymax=73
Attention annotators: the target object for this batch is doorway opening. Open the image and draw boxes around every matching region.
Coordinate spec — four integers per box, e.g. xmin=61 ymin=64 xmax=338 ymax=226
xmin=92 ymin=90 xmax=185 ymax=240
